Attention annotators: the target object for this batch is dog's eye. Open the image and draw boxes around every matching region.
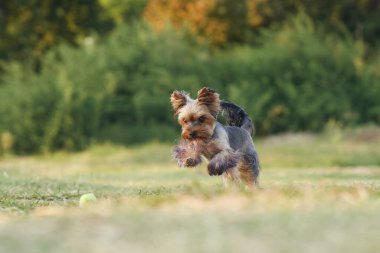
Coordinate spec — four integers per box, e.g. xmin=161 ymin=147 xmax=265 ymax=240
xmin=199 ymin=116 xmax=206 ymax=123
xmin=183 ymin=119 xmax=188 ymax=124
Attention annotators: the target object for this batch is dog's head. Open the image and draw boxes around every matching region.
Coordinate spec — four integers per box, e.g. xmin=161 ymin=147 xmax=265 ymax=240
xmin=170 ymin=87 xmax=221 ymax=142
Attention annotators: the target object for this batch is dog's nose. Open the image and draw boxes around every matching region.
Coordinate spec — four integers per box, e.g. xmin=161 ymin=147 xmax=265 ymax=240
xmin=189 ymin=131 xmax=197 ymax=138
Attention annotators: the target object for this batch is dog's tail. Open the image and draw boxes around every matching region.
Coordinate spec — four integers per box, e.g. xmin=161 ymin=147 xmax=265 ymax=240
xmin=220 ymin=100 xmax=255 ymax=136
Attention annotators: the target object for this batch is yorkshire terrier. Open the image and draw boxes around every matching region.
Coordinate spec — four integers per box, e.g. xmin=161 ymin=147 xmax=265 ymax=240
xmin=171 ymin=87 xmax=260 ymax=187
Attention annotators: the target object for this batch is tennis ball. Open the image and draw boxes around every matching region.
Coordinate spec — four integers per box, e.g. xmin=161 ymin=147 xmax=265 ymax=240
xmin=79 ymin=193 xmax=97 ymax=207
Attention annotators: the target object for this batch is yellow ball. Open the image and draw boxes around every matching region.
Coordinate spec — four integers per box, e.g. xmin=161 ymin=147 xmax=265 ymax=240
xmin=79 ymin=193 xmax=97 ymax=207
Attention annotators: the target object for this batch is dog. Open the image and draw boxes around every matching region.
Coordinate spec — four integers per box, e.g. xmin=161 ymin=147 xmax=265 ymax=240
xmin=171 ymin=87 xmax=260 ymax=187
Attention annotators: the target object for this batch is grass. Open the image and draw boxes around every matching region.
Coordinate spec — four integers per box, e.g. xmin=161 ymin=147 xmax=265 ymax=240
xmin=1 ymin=129 xmax=380 ymax=253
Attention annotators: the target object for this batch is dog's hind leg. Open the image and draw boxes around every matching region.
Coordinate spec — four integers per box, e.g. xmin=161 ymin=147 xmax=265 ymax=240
xmin=238 ymin=152 xmax=260 ymax=188
xmin=222 ymin=167 xmax=241 ymax=188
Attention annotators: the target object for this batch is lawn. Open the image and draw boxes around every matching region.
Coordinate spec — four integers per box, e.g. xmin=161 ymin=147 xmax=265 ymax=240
xmin=1 ymin=129 xmax=380 ymax=253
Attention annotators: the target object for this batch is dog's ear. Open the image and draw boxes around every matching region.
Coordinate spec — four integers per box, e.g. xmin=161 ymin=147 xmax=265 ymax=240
xmin=170 ymin=91 xmax=188 ymax=115
xmin=197 ymin=87 xmax=220 ymax=118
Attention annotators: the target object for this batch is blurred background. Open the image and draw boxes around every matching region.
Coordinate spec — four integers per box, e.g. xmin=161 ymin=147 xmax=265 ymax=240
xmin=0 ymin=0 xmax=379 ymax=154
xmin=1 ymin=3 xmax=380 ymax=251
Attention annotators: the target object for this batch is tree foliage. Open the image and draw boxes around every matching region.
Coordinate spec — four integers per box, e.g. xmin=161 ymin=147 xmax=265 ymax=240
xmin=1 ymin=17 xmax=379 ymax=154
xmin=0 ymin=2 xmax=379 ymax=154
xmin=144 ymin=0 xmax=380 ymax=47
xmin=0 ymin=0 xmax=111 ymax=63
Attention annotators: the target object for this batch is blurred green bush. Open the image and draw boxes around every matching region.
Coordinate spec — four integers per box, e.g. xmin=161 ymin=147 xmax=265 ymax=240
xmin=0 ymin=15 xmax=379 ymax=154
xmin=221 ymin=14 xmax=380 ymax=133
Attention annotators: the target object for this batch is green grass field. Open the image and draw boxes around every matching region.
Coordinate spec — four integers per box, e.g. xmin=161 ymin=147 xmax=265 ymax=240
xmin=1 ymin=129 xmax=380 ymax=253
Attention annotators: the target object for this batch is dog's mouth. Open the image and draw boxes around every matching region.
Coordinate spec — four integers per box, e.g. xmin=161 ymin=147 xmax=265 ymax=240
xmin=182 ymin=134 xmax=199 ymax=141
xmin=182 ymin=131 xmax=212 ymax=142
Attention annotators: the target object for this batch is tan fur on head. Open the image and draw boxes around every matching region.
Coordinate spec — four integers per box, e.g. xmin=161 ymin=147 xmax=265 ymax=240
xmin=170 ymin=87 xmax=221 ymax=142
xmin=178 ymin=107 xmax=216 ymax=141
xmin=196 ymin=87 xmax=221 ymax=118
xmin=170 ymin=91 xmax=189 ymax=115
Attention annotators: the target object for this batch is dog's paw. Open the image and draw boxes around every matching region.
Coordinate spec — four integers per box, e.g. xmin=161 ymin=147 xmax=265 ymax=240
xmin=207 ymin=163 xmax=223 ymax=176
xmin=207 ymin=155 xmax=239 ymax=176
xmin=185 ymin=157 xmax=200 ymax=167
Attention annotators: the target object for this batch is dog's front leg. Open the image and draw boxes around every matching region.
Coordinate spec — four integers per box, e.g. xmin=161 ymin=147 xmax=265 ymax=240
xmin=207 ymin=150 xmax=240 ymax=176
xmin=173 ymin=141 xmax=203 ymax=168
